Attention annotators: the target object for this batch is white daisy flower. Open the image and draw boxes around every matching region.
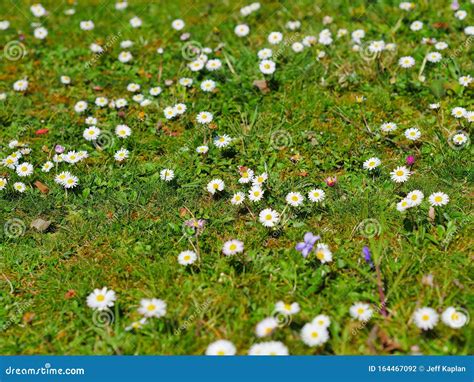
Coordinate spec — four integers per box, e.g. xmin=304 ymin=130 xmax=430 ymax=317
xmin=127 ymin=83 xmax=140 ymax=92
xmin=257 ymin=48 xmax=272 ymax=60
xmin=441 ymin=307 xmax=468 ymax=329
xmin=390 ymin=166 xmax=411 ymax=183
xmin=351 ymin=29 xmax=365 ymax=44
xmin=118 ymin=51 xmax=133 ymax=63
xmin=178 ymin=250 xmax=197 ymax=265
xmin=248 ymin=341 xmax=289 ymax=356
xmin=428 ymin=192 xmax=449 ymax=207
xmin=286 ymin=192 xmax=304 ymax=207
xmin=426 ymin=52 xmax=442 ymax=63
xmin=398 ymin=56 xmax=415 ymax=68
xmin=80 ymin=20 xmax=94 ymax=30
xmin=115 ymin=124 xmax=131 ymax=138
xmin=252 ymin=173 xmax=268 ymax=186
xmin=363 ymin=157 xmax=381 ymax=170
xmin=206 ymin=59 xmax=222 ymax=71
xmin=406 ymin=190 xmax=424 ymax=206
xmin=308 ymin=189 xmax=325 ymax=203
xmin=238 ymin=169 xmax=254 ymax=184
xmin=350 ymin=302 xmax=373 ymax=322
xmin=231 ymin=192 xmax=245 ymax=205
xmin=268 ymin=31 xmax=283 ymax=44
xmin=34 ymin=26 xmax=48 ymax=39
xmin=114 ymin=148 xmax=129 ymax=162
xmin=435 ymin=42 xmax=448 ymax=50
xmin=275 ymin=301 xmax=300 ymax=315
xmin=86 ymin=287 xmax=116 ymax=311
xmin=179 ymin=77 xmax=193 ymax=87
xmin=259 ymin=60 xmax=276 ymax=75
xmin=120 ymin=40 xmax=133 ymax=49
xmin=160 ymin=169 xmax=175 ymax=182
xmin=380 ymin=122 xmax=397 ymax=132
xmin=248 ymin=186 xmax=264 ymax=202
xmin=196 ymin=145 xmax=209 ymax=154
xmin=13 ymin=79 xmax=28 ymax=92
xmin=174 ymin=103 xmax=187 ymax=115
xmin=291 ymin=42 xmax=304 ymax=52
xmin=90 ymin=43 xmax=104 ymax=53
xmin=95 ymin=97 xmax=108 ymax=107
xmin=455 ymin=10 xmax=467 ymax=20
xmin=63 ymin=174 xmax=79 ymax=189
xmin=16 ymin=162 xmax=33 ymax=177
xmin=459 ymin=75 xmax=473 ymax=87
xmin=451 ymin=107 xmax=467 ymax=118
xmin=125 ymin=318 xmax=147 ymax=331
xmin=405 ymin=127 xmax=421 ymax=141
xmin=259 ymin=208 xmax=280 ymax=227
xmin=201 ymin=79 xmax=216 ymax=92
xmin=452 ymin=133 xmax=468 ymax=145
xmin=429 ymin=103 xmax=440 ymax=109
xmin=301 ymin=323 xmax=330 ymax=347
xmin=410 ymin=20 xmax=423 ymax=31
xmin=399 ymin=2 xmax=414 ymax=11
xmin=171 ymin=19 xmax=185 ymax=30
xmin=115 ymin=1 xmax=128 ymax=10
xmin=314 ymin=243 xmax=332 ymax=263
xmin=41 ymin=161 xmax=53 ymax=172
xmin=129 ymin=16 xmax=142 ymax=28
xmin=30 ymin=3 xmax=47 ymax=17
xmin=188 ymin=60 xmax=204 ymax=72
xmin=207 ymin=179 xmax=224 ymax=194
xmin=83 ymin=126 xmax=101 ymax=141
xmin=234 ymin=24 xmax=250 ymax=37
xmin=0 ymin=177 xmax=7 ymax=191
xmin=196 ymin=111 xmax=213 ymax=124
xmin=255 ymin=317 xmax=279 ymax=337
xmin=222 ymin=239 xmax=244 ymax=256
xmin=396 ymin=198 xmax=413 ymax=212
xmin=150 ymin=87 xmax=162 ymax=96
xmin=138 ymin=298 xmax=166 ymax=318
xmin=206 ymin=340 xmax=236 ymax=356
xmin=13 ymin=182 xmax=26 ymax=193
xmin=214 ymin=135 xmax=232 ymax=148
xmin=312 ymin=314 xmax=331 ymax=329
xmin=74 ymin=101 xmax=88 ymax=113
xmin=413 ymin=307 xmax=438 ymax=330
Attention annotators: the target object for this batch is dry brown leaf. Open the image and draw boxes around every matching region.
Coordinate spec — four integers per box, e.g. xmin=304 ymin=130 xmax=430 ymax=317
xmin=34 ymin=180 xmax=49 ymax=194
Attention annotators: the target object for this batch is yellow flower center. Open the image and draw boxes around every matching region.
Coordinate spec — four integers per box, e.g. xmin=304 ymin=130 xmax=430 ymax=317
xmin=311 ymin=331 xmax=318 ymax=338
xmin=229 ymin=244 xmax=237 ymax=251
xmin=184 ymin=255 xmax=191 ymax=261
xmin=422 ymin=314 xmax=429 ymax=321
xmin=357 ymin=308 xmax=364 ymax=315
xmin=396 ymin=170 xmax=403 ymax=176
xmin=147 ymin=304 xmax=156 ymax=311
xmin=96 ymin=294 xmax=105 ymax=302
xmin=434 ymin=196 xmax=442 ymax=202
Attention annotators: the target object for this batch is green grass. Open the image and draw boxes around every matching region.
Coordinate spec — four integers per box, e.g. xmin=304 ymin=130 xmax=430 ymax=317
xmin=0 ymin=0 xmax=473 ymax=355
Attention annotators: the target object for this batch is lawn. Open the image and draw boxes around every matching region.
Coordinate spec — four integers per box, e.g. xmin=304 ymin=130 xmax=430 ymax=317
xmin=0 ymin=0 xmax=472 ymax=355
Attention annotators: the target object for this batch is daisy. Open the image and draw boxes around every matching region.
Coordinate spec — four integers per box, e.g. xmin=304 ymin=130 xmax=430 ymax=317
xmin=390 ymin=166 xmax=411 ymax=183
xmin=178 ymin=250 xmax=197 ymax=265
xmin=314 ymin=243 xmax=333 ymax=263
xmin=125 ymin=318 xmax=147 ymax=331
xmin=351 ymin=29 xmax=365 ymax=44
xmin=83 ymin=126 xmax=101 ymax=141
xmin=286 ymin=192 xmax=304 ymax=207
xmin=196 ymin=111 xmax=213 ymax=124
xmin=80 ymin=20 xmax=94 ymax=30
xmin=55 ymin=171 xmax=70 ymax=185
xmin=13 ymin=182 xmax=26 ymax=193
xmin=206 ymin=340 xmax=236 ymax=356
xmin=259 ymin=208 xmax=280 ymax=227
xmin=248 ymin=341 xmax=289 ymax=356
xmin=30 ymin=4 xmax=46 ymax=17
xmin=426 ymin=52 xmax=442 ymax=63
xmin=396 ymin=198 xmax=413 ymax=212
xmin=275 ymin=301 xmax=300 ymax=315
xmin=201 ymin=79 xmax=216 ymax=92
xmin=406 ymin=190 xmax=424 ymax=206
xmin=410 ymin=21 xmax=423 ymax=31
xmin=132 ymin=94 xmax=144 ymax=103
xmin=74 ymin=101 xmax=87 ymax=113
xmin=86 ymin=287 xmax=116 ymax=311
xmin=399 ymin=2 xmax=414 ymax=11
xmin=259 ymin=60 xmax=276 ymax=75
xmin=2 ymin=156 xmax=17 ymax=169
xmin=452 ymin=133 xmax=468 ymax=145
xmin=206 ymin=59 xmax=222 ymax=71
xmin=179 ymin=78 xmax=193 ymax=87
xmin=0 ymin=21 xmax=9 ymax=30
xmin=95 ymin=97 xmax=108 ymax=107
xmin=13 ymin=79 xmax=28 ymax=92
xmin=214 ymin=135 xmax=232 ymax=148
xmin=413 ymin=307 xmax=438 ymax=330
xmin=0 ymin=178 xmax=7 ymax=191
xmin=428 ymin=192 xmax=449 ymax=207
xmin=435 ymin=42 xmax=448 ymax=50
xmin=459 ymin=75 xmax=473 ymax=87
xmin=235 ymin=24 xmax=250 ymax=37
xmin=115 ymin=124 xmax=131 ymax=138
xmin=318 ymin=30 xmax=332 ymax=45
xmin=118 ymin=51 xmax=133 ymax=63
xmin=63 ymin=174 xmax=79 ymax=189
xmin=236 ymin=169 xmax=253 ymax=185
xmin=164 ymin=106 xmax=177 ymax=119
xmin=292 ymin=42 xmax=304 ymax=52
xmin=268 ymin=31 xmax=283 ymax=44
xmin=363 ymin=157 xmax=381 ymax=170
xmin=160 ymin=169 xmax=175 ymax=182
xmin=451 ymin=107 xmax=467 ymax=118
xmin=120 ymin=40 xmax=133 ymax=49
xmin=429 ymin=103 xmax=440 ymax=109
xmin=16 ymin=162 xmax=33 ymax=177
xmin=405 ymin=127 xmax=421 ymax=141
xmin=231 ymin=192 xmax=245 ymax=205
xmin=257 ymin=48 xmax=272 ymax=60
xmin=368 ymin=40 xmax=385 ymax=53
xmin=129 ymin=16 xmax=142 ymax=28
xmin=350 ymin=302 xmax=373 ymax=322
xmin=399 ymin=56 xmax=415 ymax=68
xmin=255 ymin=317 xmax=279 ymax=337
xmin=174 ymin=103 xmax=187 ymax=115
xmin=90 ymin=43 xmax=104 ymax=53
xmin=115 ymin=1 xmax=128 ymax=10
xmin=138 ymin=298 xmax=167 ymax=318
xmin=301 ymin=323 xmax=329 ymax=347
xmin=127 ymin=83 xmax=140 ymax=92
xmin=308 ymin=189 xmax=325 ymax=203
xmin=188 ymin=60 xmax=204 ymax=72
xmin=455 ymin=10 xmax=467 ymax=20
xmin=207 ymin=179 xmax=224 ymax=194
xmin=222 ymin=239 xmax=244 ymax=256
xmin=380 ymin=122 xmax=397 ymax=132
xmin=34 ymin=27 xmax=48 ymax=39
xmin=171 ymin=19 xmax=185 ymax=30
xmin=114 ymin=148 xmax=129 ymax=162
xmin=252 ymin=173 xmax=268 ymax=186
xmin=85 ymin=116 xmax=97 ymax=125
xmin=150 ymin=87 xmax=162 ymax=96
xmin=248 ymin=186 xmax=264 ymax=202
xmin=441 ymin=307 xmax=468 ymax=328
xmin=312 ymin=314 xmax=331 ymax=329
xmin=196 ymin=145 xmax=209 ymax=154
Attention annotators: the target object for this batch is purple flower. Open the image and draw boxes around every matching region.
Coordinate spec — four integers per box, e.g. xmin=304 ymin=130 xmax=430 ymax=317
xmin=296 ymin=232 xmax=320 ymax=258
xmin=55 ymin=144 xmax=65 ymax=154
xmin=362 ymin=246 xmax=374 ymax=269
xmin=451 ymin=0 xmax=459 ymax=10
xmin=406 ymin=155 xmax=415 ymax=166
